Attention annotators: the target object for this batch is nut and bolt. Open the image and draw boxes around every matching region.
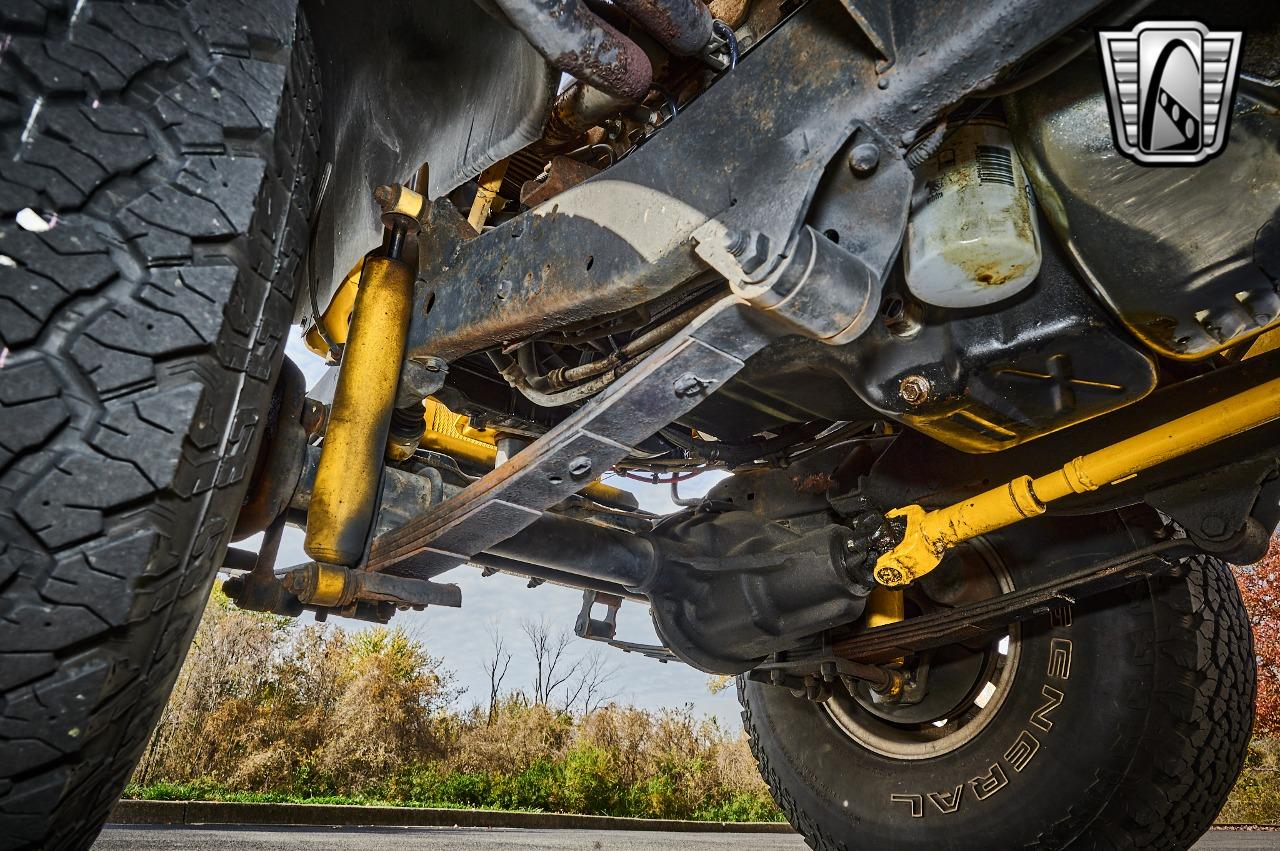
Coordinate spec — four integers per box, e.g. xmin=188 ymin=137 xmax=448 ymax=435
xmin=410 ymin=354 xmax=447 ymax=373
xmin=898 ymin=375 xmax=932 ymax=406
xmin=849 ymin=142 xmax=880 ymax=176
xmin=724 ymin=228 xmax=750 ymax=256
xmin=568 ymin=456 xmax=594 ymax=479
xmin=722 ymin=228 xmax=772 ymax=275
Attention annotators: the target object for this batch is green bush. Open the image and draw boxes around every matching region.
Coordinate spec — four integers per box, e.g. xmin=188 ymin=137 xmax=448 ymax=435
xmin=559 ymin=745 xmax=621 ymax=814
xmin=128 ymin=590 xmax=781 ymax=823
xmin=696 ymin=791 xmax=784 ymax=823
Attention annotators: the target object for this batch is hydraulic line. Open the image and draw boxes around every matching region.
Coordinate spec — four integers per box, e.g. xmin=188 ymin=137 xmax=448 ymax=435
xmin=499 ymin=294 xmax=722 ymax=406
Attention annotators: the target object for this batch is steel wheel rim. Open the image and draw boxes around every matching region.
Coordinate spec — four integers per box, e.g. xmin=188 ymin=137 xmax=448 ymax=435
xmin=823 ymin=540 xmax=1022 ymax=760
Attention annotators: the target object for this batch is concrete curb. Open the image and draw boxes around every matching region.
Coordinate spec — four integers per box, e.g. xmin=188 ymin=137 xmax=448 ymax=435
xmin=109 ymin=800 xmax=796 ymax=834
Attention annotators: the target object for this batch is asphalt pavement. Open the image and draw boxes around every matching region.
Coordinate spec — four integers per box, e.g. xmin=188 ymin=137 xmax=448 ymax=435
xmin=91 ymin=825 xmax=1280 ymax=850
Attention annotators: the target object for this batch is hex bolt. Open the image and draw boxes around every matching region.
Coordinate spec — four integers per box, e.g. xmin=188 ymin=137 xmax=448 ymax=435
xmin=722 ymin=228 xmax=772 ymax=275
xmin=849 ymin=142 xmax=881 ymax=176
xmin=410 ymin=354 xmax=447 ymax=373
xmin=568 ymin=456 xmax=594 ymax=479
xmin=899 ymin=375 xmax=931 ymax=406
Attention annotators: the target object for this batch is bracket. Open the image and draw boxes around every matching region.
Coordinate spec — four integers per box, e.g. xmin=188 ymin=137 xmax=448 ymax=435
xmin=574 ymin=589 xmax=678 ymax=663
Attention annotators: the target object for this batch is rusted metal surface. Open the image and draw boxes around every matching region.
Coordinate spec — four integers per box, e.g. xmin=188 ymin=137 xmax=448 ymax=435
xmin=612 ymin=0 xmax=713 ymax=56
xmin=299 ymin=0 xmax=555 ymax=328
xmin=494 ymin=0 xmax=653 ymax=100
xmin=223 ymin=516 xmax=302 ymax=617
xmin=233 ymin=358 xmax=308 ymax=540
xmin=281 ymin=562 xmax=461 ymax=609
xmin=792 ymin=472 xmax=837 ymax=495
xmin=520 ymin=155 xmax=601 ymax=207
xmin=543 ymin=81 xmax=631 ymax=152
xmin=407 ymin=0 xmax=1112 ymax=365
xmin=708 ymin=0 xmax=751 ymax=29
xmin=371 ymin=240 xmax=888 ymax=584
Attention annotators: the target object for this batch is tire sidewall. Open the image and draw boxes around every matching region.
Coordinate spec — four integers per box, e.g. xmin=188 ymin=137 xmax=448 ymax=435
xmin=743 ymin=513 xmax=1162 ymax=849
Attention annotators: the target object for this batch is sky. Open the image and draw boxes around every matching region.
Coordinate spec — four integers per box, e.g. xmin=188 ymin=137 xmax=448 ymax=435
xmin=276 ymin=334 xmax=741 ymax=726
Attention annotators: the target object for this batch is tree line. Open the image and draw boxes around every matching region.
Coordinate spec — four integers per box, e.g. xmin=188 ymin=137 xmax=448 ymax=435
xmin=130 ymin=539 xmax=1280 ymax=823
xmin=130 ymin=589 xmax=778 ymax=821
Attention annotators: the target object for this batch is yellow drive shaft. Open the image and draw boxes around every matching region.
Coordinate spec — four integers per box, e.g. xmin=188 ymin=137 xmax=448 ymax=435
xmin=874 ymin=375 xmax=1280 ymax=587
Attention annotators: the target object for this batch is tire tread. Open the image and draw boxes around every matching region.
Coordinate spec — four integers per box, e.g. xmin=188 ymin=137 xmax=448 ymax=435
xmin=0 ymin=2 xmax=319 ymax=848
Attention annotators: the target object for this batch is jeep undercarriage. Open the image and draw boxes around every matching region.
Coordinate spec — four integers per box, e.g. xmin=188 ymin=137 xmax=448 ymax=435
xmin=3 ymin=0 xmax=1278 ymax=846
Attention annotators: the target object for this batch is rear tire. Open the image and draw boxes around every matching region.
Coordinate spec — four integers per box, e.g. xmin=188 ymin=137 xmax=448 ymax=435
xmin=739 ymin=513 xmax=1254 ymax=850
xmin=0 ymin=2 xmax=319 ymax=848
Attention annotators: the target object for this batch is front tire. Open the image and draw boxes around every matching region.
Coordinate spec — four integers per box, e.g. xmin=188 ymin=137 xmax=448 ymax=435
xmin=0 ymin=2 xmax=319 ymax=848
xmin=740 ymin=513 xmax=1254 ymax=850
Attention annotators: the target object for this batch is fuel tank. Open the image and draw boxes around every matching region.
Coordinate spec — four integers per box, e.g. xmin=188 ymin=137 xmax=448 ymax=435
xmin=1006 ymin=53 xmax=1280 ymax=360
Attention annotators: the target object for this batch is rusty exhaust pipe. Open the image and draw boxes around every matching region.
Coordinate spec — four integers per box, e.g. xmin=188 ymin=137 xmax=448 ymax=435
xmin=608 ymin=0 xmax=714 ymax=57
xmin=495 ymin=0 xmax=653 ymax=101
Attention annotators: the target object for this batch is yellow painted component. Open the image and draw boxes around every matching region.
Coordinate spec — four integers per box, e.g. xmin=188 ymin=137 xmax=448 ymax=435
xmin=308 ymin=562 xmax=350 ymax=608
xmin=304 ymin=260 xmax=362 ymax=359
xmin=1245 ymin=327 xmax=1280 ymax=360
xmin=304 ymin=254 xmax=416 ymax=567
xmin=864 ymin=586 xmax=905 ymax=629
xmin=379 ymin=184 xmax=426 ymax=220
xmin=420 ymin=397 xmax=499 ymax=466
xmin=303 ymin=187 xmax=426 ymax=361
xmin=419 ymin=397 xmax=635 ymax=507
xmin=468 ymin=160 xmax=509 ymax=232
xmin=583 ymin=480 xmax=636 ymax=509
xmin=386 ymin=436 xmax=421 ymax=463
xmin=875 ymin=375 xmax=1280 ymax=587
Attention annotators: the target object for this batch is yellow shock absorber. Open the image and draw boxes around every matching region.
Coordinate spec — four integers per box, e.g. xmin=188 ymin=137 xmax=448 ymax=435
xmin=864 ymin=586 xmax=905 ymax=628
xmin=304 ymin=185 xmax=423 ymax=566
xmin=874 ymin=375 xmax=1280 ymax=587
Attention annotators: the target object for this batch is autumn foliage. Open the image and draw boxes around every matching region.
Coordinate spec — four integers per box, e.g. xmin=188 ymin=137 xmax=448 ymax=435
xmin=131 ymin=546 xmax=1280 ymax=822
xmin=1233 ymin=537 xmax=1280 ymax=736
xmin=130 ymin=590 xmax=776 ymax=821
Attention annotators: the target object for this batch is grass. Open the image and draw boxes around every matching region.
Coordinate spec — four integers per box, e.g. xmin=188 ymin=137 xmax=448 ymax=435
xmin=131 ymin=740 xmax=1280 ymax=828
xmin=1219 ymin=739 xmax=1280 ymax=825
xmin=122 ymin=780 xmax=785 ymax=822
